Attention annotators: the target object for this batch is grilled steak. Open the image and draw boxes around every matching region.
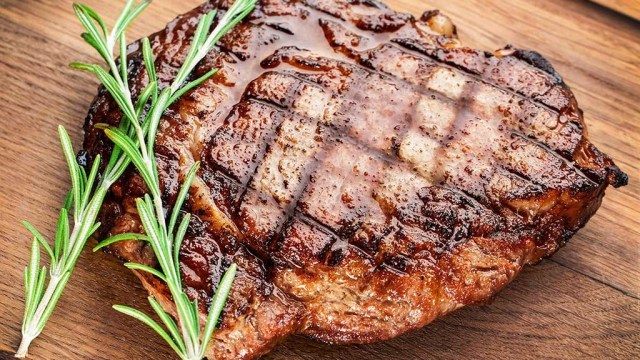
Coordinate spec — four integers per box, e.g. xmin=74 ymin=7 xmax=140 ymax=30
xmin=82 ymin=0 xmax=628 ymax=358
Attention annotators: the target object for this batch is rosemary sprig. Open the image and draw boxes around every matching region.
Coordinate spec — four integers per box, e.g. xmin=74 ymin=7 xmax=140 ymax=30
xmin=15 ymin=1 xmax=152 ymax=357
xmin=74 ymin=0 xmax=256 ymax=359
xmin=16 ymin=0 xmax=255 ymax=358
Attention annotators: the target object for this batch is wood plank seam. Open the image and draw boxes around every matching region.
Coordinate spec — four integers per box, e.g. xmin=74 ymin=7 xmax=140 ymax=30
xmin=549 ymin=258 xmax=640 ymax=300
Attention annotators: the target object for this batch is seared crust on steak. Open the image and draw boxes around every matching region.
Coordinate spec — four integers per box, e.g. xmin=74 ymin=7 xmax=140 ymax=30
xmin=82 ymin=0 xmax=627 ymax=358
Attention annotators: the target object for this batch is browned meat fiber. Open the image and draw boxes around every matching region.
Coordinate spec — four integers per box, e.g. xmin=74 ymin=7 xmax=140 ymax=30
xmin=82 ymin=0 xmax=628 ymax=358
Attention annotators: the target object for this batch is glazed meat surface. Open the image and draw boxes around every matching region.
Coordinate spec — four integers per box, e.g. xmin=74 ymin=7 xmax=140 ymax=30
xmin=82 ymin=0 xmax=628 ymax=358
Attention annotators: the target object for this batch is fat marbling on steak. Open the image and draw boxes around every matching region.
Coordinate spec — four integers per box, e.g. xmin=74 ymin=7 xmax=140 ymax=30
xmin=82 ymin=0 xmax=628 ymax=358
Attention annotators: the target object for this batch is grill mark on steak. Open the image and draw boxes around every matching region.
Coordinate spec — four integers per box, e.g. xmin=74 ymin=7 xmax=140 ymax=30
xmin=304 ymin=0 xmax=574 ymax=118
xmin=315 ymin=16 xmax=586 ymax=153
xmin=83 ymin=1 xmax=627 ymax=358
xmin=263 ymin=43 xmax=593 ymax=200
xmin=258 ymin=48 xmax=598 ymax=226
xmin=322 ymin=29 xmax=590 ymax=169
xmin=240 ymin=92 xmax=497 ymax=239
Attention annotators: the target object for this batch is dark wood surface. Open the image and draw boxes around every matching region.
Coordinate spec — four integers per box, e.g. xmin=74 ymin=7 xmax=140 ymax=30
xmin=0 ymin=0 xmax=638 ymax=359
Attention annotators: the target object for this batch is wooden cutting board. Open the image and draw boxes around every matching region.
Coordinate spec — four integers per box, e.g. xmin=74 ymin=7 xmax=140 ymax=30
xmin=0 ymin=0 xmax=638 ymax=359
xmin=590 ymin=0 xmax=640 ymax=20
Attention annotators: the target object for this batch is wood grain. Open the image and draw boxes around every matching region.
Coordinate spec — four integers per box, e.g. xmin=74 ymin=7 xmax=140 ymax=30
xmin=590 ymin=0 xmax=640 ymax=20
xmin=0 ymin=0 xmax=638 ymax=359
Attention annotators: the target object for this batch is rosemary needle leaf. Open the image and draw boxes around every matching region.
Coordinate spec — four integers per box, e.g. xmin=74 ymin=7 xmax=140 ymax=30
xmin=69 ymin=61 xmax=95 ymax=72
xmin=119 ymin=32 xmax=128 ymax=87
xmin=88 ymin=222 xmax=101 ymax=239
xmin=92 ymin=66 xmax=138 ymax=123
xmin=135 ymin=81 xmax=157 ymax=117
xmin=112 ymin=1 xmax=152 ymax=43
xmin=22 ymin=268 xmax=30 ymax=326
xmin=71 ymin=63 xmax=136 ymax=123
xmin=145 ymin=88 xmax=171 ymax=155
xmin=135 ymin=198 xmax=162 ymax=254
xmin=124 ymin=1 xmax=153 ymax=30
xmin=23 ymin=266 xmax=29 ymax=301
xmin=73 ymin=4 xmax=108 ymax=55
xmin=106 ymin=156 xmax=132 ymax=186
xmin=168 ymin=69 xmax=217 ymax=106
xmin=113 ymin=304 xmax=184 ymax=357
xmin=168 ymin=162 xmax=199 ymax=236
xmin=141 ymin=37 xmax=157 ymax=86
xmin=173 ymin=214 xmax=190 ymax=274
xmin=118 ymin=0 xmax=135 ymax=20
xmin=82 ymin=154 xmax=101 ymax=210
xmin=73 ymin=3 xmax=105 ymax=41
xmin=181 ymin=292 xmax=199 ymax=342
xmin=54 ymin=207 xmax=69 ymax=263
xmin=191 ymin=297 xmax=200 ymax=335
xmin=23 ymin=221 xmax=55 ymax=262
xmin=27 ymin=269 xmax=44 ymax=320
xmin=172 ymin=12 xmax=212 ymax=89
xmin=75 ymin=4 xmax=108 ymax=37
xmin=80 ymin=33 xmax=103 ymax=57
xmin=93 ymin=122 xmax=111 ymax=130
xmin=148 ymin=296 xmax=186 ymax=353
xmin=34 ymin=267 xmax=47 ymax=306
xmin=62 ymin=191 xmax=73 ymax=213
xmin=143 ymin=194 xmax=155 ymax=218
xmin=78 ymin=167 xmax=88 ymax=201
xmin=200 ymin=264 xmax=237 ymax=357
xmin=26 ymin=240 xmax=40 ymax=321
xmin=22 ymin=222 xmax=46 ymax=250
xmin=111 ymin=0 xmax=135 ymax=41
xmin=104 ymin=127 xmax=156 ymax=190
xmin=106 ymin=146 xmax=123 ymax=176
xmin=124 ymin=263 xmax=167 ymax=282
xmin=58 ymin=126 xmax=83 ymax=221
xmin=204 ymin=0 xmax=256 ymax=51
xmin=93 ymin=233 xmax=149 ymax=252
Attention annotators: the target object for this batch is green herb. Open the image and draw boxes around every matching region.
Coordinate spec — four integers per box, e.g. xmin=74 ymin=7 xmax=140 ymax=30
xmin=15 ymin=1 xmax=152 ymax=356
xmin=16 ymin=0 xmax=256 ymax=359
xmin=77 ymin=0 xmax=256 ymax=359
xmin=15 ymin=127 xmax=109 ymax=359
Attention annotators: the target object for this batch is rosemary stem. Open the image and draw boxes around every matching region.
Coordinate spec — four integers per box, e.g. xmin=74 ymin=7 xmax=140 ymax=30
xmin=178 ymin=313 xmax=196 ymax=359
xmin=134 ymin=128 xmax=150 ymax=167
xmin=152 ymin=190 xmax=166 ymax=235
xmin=62 ymin=185 xmax=109 ymax=273
xmin=175 ymin=291 xmax=197 ymax=359
xmin=16 ymin=183 xmax=111 ymax=358
xmin=61 ymin=220 xmax=83 ymax=270
xmin=14 ymin=2 xmax=254 ymax=357
xmin=14 ymin=334 xmax=33 ymax=358
xmin=58 ymin=2 xmax=255 ymax=359
xmin=15 ymin=273 xmax=63 ymax=358
xmin=108 ymin=59 xmax=124 ymax=90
